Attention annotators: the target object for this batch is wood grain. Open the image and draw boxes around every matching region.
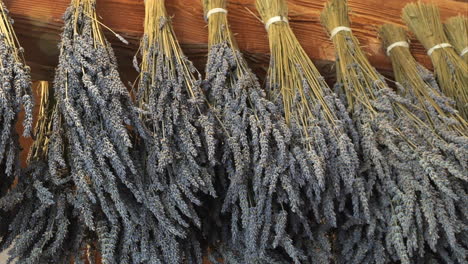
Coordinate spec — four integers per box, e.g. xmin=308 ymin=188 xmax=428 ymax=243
xmin=4 ymin=0 xmax=468 ymax=84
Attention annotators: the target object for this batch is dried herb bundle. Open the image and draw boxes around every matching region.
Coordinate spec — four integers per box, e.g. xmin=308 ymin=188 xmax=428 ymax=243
xmin=0 ymin=82 xmax=83 ymax=263
xmin=50 ymin=0 xmax=151 ymax=262
xmin=380 ymin=24 xmax=468 ymax=137
xmin=403 ymin=3 xmax=468 ymax=119
xmin=444 ymin=15 xmax=468 ymax=63
xmin=0 ymin=2 xmax=32 ymax=197
xmin=201 ymin=0 xmax=316 ymax=262
xmin=322 ymin=1 xmax=468 ymax=263
xmin=379 ymin=24 xmax=468 ymax=264
xmin=0 ymin=2 xmax=33 ymax=248
xmin=254 ymin=0 xmax=362 ymax=262
xmin=133 ymin=0 xmax=216 ymax=262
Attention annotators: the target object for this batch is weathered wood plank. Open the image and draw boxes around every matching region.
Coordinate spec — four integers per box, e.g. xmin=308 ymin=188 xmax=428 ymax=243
xmin=4 ymin=0 xmax=467 ymax=83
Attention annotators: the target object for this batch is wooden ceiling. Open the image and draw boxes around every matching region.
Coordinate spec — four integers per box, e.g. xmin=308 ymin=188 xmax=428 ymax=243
xmin=4 ymin=0 xmax=467 ymax=84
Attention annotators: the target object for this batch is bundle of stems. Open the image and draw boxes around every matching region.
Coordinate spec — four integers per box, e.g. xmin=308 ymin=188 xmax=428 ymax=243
xmin=380 ymin=24 xmax=468 ymax=137
xmin=0 ymin=2 xmax=33 ymax=198
xmin=0 ymin=82 xmax=84 ymax=263
xmin=444 ymin=15 xmax=468 ymax=63
xmin=0 ymin=2 xmax=33 ymax=247
xmin=403 ymin=3 xmax=468 ymax=119
xmin=133 ymin=0 xmax=217 ymax=262
xmin=49 ymin=0 xmax=152 ymax=262
xmin=202 ymin=0 xmax=317 ymax=262
xmin=379 ymin=24 xmax=468 ymax=264
xmin=322 ymin=0 xmax=468 ymax=263
xmin=255 ymin=0 xmax=363 ymax=262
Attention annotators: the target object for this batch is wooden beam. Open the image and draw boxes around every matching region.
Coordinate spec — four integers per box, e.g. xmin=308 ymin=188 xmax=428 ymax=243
xmin=4 ymin=0 xmax=467 ymax=84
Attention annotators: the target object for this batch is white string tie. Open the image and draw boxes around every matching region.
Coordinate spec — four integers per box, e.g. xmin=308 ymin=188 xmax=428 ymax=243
xmin=427 ymin=43 xmax=452 ymax=56
xmin=330 ymin=26 xmax=351 ymax=39
xmin=386 ymin=41 xmax=409 ymax=56
xmin=460 ymin=47 xmax=468 ymax=57
xmin=206 ymin=8 xmax=227 ymax=20
xmin=265 ymin=16 xmax=289 ymax=31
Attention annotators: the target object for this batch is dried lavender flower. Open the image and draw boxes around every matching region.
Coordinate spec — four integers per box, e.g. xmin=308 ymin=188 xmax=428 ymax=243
xmin=0 ymin=82 xmax=82 ymax=263
xmin=321 ymin=1 xmax=468 ymax=263
xmin=379 ymin=24 xmax=468 ymax=264
xmin=0 ymin=3 xmax=33 ymax=194
xmin=35 ymin=0 xmax=152 ymax=262
xmin=250 ymin=0 xmax=363 ymax=262
xmin=0 ymin=2 xmax=33 ymax=244
xmin=132 ymin=0 xmax=217 ymax=262
xmin=201 ymin=0 xmax=328 ymax=262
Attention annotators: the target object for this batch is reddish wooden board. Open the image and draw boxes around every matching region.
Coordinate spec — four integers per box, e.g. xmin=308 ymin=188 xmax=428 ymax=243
xmin=4 ymin=0 xmax=467 ymax=83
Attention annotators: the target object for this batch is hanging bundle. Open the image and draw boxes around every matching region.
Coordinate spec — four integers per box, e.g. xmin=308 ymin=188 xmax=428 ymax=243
xmin=254 ymin=0 xmax=362 ymax=263
xmin=379 ymin=24 xmax=468 ymax=264
xmin=321 ymin=0 xmax=468 ymax=263
xmin=380 ymin=24 xmax=468 ymax=139
xmin=50 ymin=0 xmax=150 ymax=262
xmin=201 ymin=0 xmax=312 ymax=262
xmin=0 ymin=82 xmax=83 ymax=263
xmin=444 ymin=15 xmax=468 ymax=63
xmin=134 ymin=0 xmax=216 ymax=262
xmin=0 ymin=2 xmax=33 ymax=198
xmin=403 ymin=3 xmax=468 ymax=119
xmin=0 ymin=2 xmax=33 ymax=246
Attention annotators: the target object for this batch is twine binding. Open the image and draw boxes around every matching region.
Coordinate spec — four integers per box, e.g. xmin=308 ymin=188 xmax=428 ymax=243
xmin=427 ymin=43 xmax=452 ymax=56
xmin=330 ymin=26 xmax=351 ymax=39
xmin=265 ymin=16 xmax=289 ymax=31
xmin=386 ymin=41 xmax=409 ymax=56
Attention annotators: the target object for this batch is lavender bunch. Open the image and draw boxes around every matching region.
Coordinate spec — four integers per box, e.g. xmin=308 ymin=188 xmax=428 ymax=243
xmin=201 ymin=0 xmax=326 ymax=262
xmin=403 ymin=3 xmax=468 ymax=119
xmin=0 ymin=3 xmax=33 ymax=247
xmin=379 ymin=24 xmax=468 ymax=264
xmin=444 ymin=15 xmax=468 ymax=63
xmin=252 ymin=0 xmax=363 ymax=263
xmin=0 ymin=2 xmax=33 ymax=199
xmin=321 ymin=1 xmax=468 ymax=263
xmin=49 ymin=0 xmax=151 ymax=262
xmin=132 ymin=0 xmax=216 ymax=262
xmin=0 ymin=82 xmax=85 ymax=263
